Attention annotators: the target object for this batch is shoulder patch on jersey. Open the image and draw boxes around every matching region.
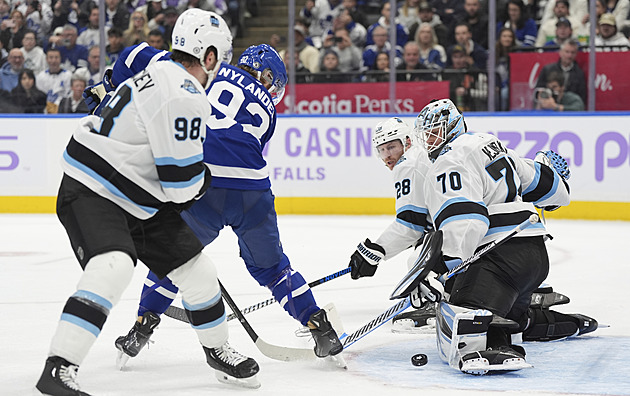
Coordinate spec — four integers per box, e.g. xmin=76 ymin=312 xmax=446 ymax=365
xmin=181 ymin=79 xmax=201 ymax=94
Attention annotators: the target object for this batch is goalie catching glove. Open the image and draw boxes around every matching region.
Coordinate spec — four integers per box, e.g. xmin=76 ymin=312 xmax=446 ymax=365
xmin=535 ymin=149 xmax=570 ymax=180
xmin=349 ymin=239 xmax=385 ymax=279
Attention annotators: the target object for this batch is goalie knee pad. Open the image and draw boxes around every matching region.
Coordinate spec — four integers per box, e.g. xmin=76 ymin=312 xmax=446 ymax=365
xmin=435 ymin=301 xmax=493 ymax=369
xmin=522 ymin=307 xmax=598 ymax=341
xmin=168 ymin=253 xmax=227 ymax=347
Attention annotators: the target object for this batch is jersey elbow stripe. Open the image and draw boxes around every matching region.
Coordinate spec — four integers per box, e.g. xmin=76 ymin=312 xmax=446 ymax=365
xmin=158 ymin=166 xmax=205 ymax=188
xmin=434 ymin=201 xmax=489 ymax=230
xmin=523 ymin=165 xmax=558 ymax=203
xmin=396 ymin=209 xmax=429 ymax=231
xmin=486 ymin=210 xmax=542 ymax=235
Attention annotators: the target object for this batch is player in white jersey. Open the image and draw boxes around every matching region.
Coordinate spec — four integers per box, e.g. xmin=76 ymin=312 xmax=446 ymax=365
xmin=35 ymin=10 xmax=260 ymax=396
xmin=414 ymin=99 xmax=592 ymax=375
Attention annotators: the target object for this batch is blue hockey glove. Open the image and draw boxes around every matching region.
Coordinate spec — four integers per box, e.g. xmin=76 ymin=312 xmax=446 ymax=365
xmin=83 ymin=70 xmax=116 ymax=115
xmin=535 ymin=150 xmax=571 ymax=180
xmin=102 ymin=68 xmax=115 ymax=92
xmin=349 ymin=238 xmax=385 ymax=279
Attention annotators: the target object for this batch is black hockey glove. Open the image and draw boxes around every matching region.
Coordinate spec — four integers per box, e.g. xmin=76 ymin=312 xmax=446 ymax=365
xmin=349 ymin=238 xmax=385 ymax=280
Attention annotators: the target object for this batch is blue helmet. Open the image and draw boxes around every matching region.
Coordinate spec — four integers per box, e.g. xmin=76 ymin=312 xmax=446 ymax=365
xmin=414 ymin=99 xmax=466 ymax=160
xmin=237 ymin=44 xmax=287 ymax=106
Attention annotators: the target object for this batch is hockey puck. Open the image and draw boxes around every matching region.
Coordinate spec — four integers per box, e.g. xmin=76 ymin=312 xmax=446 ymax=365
xmin=411 ymin=353 xmax=428 ymax=366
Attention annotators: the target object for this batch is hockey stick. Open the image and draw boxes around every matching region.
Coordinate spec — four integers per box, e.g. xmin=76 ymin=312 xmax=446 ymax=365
xmin=164 ymin=267 xmax=352 ymax=324
xmin=218 ymin=280 xmax=317 ymax=361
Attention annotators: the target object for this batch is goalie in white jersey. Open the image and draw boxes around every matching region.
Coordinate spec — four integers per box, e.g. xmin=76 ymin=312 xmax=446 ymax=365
xmin=35 ymin=10 xmax=260 ymax=396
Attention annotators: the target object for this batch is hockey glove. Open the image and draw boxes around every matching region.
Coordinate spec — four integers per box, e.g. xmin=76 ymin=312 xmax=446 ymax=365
xmin=535 ymin=150 xmax=570 ymax=180
xmin=349 ymin=238 xmax=385 ymax=280
xmin=82 ymin=70 xmax=116 ymax=115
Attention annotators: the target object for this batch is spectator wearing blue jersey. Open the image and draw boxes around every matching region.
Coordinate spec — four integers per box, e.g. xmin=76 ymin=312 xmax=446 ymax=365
xmin=366 ymin=1 xmax=409 ymax=48
xmin=362 ymin=25 xmax=403 ymax=70
xmin=48 ymin=24 xmax=89 ymax=72
xmin=496 ymin=0 xmax=537 ymax=48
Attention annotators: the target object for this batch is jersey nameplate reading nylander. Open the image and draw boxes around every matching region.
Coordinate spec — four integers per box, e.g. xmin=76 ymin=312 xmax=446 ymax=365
xmin=216 ymin=66 xmax=275 ymax=116
xmin=481 ymin=139 xmax=508 ymax=161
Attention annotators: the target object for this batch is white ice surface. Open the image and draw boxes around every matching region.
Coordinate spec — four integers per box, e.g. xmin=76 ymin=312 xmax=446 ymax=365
xmin=1 ymin=214 xmax=629 ymax=396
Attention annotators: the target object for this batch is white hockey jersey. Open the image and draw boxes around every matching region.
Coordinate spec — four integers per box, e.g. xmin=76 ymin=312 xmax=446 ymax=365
xmin=424 ymin=133 xmax=569 ymax=261
xmin=375 ymin=144 xmax=433 ymax=260
xmin=61 ymin=60 xmax=211 ymax=220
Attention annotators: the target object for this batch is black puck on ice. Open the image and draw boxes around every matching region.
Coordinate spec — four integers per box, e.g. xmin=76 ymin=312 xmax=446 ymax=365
xmin=411 ymin=353 xmax=428 ymax=366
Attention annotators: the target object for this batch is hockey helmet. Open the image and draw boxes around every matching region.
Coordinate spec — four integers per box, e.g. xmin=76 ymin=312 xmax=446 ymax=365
xmin=237 ymin=44 xmax=288 ymax=105
xmin=172 ymin=9 xmax=233 ymax=84
xmin=373 ymin=117 xmax=412 ymax=165
xmin=414 ymin=99 xmax=466 ymax=160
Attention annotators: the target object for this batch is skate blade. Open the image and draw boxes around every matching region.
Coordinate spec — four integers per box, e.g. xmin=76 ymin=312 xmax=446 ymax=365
xmin=327 ymin=352 xmax=348 ymax=369
xmin=116 ymin=350 xmax=131 ymax=370
xmin=460 ymin=357 xmax=533 ymax=375
xmin=215 ymin=371 xmax=261 ymax=389
xmin=391 ymin=318 xmax=436 ymax=334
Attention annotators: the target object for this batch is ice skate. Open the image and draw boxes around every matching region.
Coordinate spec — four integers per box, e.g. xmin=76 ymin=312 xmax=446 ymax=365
xmin=459 ymin=345 xmax=532 ymax=375
xmin=35 ymin=356 xmax=91 ymax=396
xmin=391 ymin=301 xmax=436 ymax=334
xmin=308 ymin=308 xmax=343 ymax=358
xmin=114 ymin=311 xmax=160 ymax=369
xmin=204 ymin=343 xmax=260 ymax=389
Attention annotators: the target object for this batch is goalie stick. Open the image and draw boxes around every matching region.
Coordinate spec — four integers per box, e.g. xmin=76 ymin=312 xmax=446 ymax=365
xmin=218 ymin=280 xmax=317 ymax=361
xmin=164 ymin=267 xmax=352 ymax=324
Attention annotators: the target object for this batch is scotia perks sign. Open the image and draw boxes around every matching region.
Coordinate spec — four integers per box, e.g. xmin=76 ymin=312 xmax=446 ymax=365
xmin=276 ymin=81 xmax=450 ymax=114
xmin=509 ymin=51 xmax=630 ymax=111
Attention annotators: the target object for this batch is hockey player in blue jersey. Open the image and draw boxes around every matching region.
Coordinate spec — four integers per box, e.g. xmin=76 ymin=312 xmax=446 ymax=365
xmin=86 ymin=39 xmax=344 ymax=366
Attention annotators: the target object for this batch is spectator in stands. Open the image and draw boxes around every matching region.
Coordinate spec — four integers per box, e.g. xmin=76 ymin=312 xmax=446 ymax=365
xmin=280 ymin=23 xmax=320 ymax=73
xmin=535 ymin=70 xmax=584 ymax=111
xmin=396 ymin=40 xmax=434 ymax=81
xmin=0 ymin=0 xmax=10 ymax=22
xmin=77 ymin=6 xmax=100 ymax=49
xmin=398 ymin=0 xmax=421 ymax=33
xmin=431 ymin=0 xmax=465 ymax=27
xmin=600 ymin=0 xmax=629 ymax=33
xmin=366 ymin=2 xmax=408 ymax=48
xmin=21 ymin=30 xmax=46 ymax=74
xmin=75 ymin=45 xmax=101 ymax=85
xmin=321 ymin=27 xmax=362 ymax=73
xmin=496 ymin=0 xmax=537 ymax=48
xmin=331 ymin=5 xmax=367 ymax=48
xmin=176 ymin=0 xmax=227 ymax=16
xmin=535 ymin=39 xmax=586 ymax=103
xmin=342 ymin=0 xmax=367 ymax=28
xmin=282 ymin=50 xmax=312 ymax=83
xmin=444 ymin=43 xmax=487 ymax=111
xmin=576 ymin=0 xmax=606 ymax=41
xmin=105 ymin=0 xmax=131 ymax=31
xmin=447 ymin=21 xmax=487 ymax=69
xmin=1 ymin=10 xmax=28 ymax=50
xmin=36 ymin=47 xmax=72 ymax=113
xmin=543 ymin=17 xmax=575 ymax=49
xmin=300 ymin=0 xmax=343 ymax=49
xmin=496 ymin=27 xmax=516 ymax=111
xmin=539 ymin=0 xmax=588 ymax=31
xmin=18 ymin=0 xmax=53 ymax=46
xmin=11 ymin=68 xmax=46 ymax=113
xmin=138 ymin=0 xmax=166 ymax=31
xmin=362 ymin=25 xmax=403 ymax=70
xmin=409 ymin=2 xmax=449 ymax=48
xmin=313 ymin=48 xmax=350 ymax=83
xmin=124 ymin=11 xmax=150 ymax=47
xmin=452 ymin=0 xmax=488 ymax=49
xmin=147 ymin=29 xmax=169 ymax=50
xmin=50 ymin=0 xmax=75 ymax=32
xmin=160 ymin=7 xmax=179 ymax=46
xmin=536 ymin=0 xmax=581 ymax=48
xmin=0 ymin=47 xmax=25 ymax=91
xmin=105 ymin=27 xmax=124 ymax=66
xmin=415 ymin=22 xmax=446 ymax=69
xmin=595 ymin=13 xmax=630 ymax=50
xmin=49 ymin=24 xmax=89 ymax=72
xmin=364 ymin=50 xmax=390 ymax=82
xmin=58 ymin=73 xmax=89 ymax=113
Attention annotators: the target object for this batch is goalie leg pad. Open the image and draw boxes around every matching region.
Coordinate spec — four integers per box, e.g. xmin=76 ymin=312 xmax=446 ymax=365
xmin=435 ymin=301 xmax=493 ymax=369
xmin=522 ymin=307 xmax=598 ymax=341
xmin=168 ymin=253 xmax=228 ymax=348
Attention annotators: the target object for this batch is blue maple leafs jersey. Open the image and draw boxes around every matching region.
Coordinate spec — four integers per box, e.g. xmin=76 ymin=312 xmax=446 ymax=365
xmin=204 ymin=63 xmax=276 ymax=190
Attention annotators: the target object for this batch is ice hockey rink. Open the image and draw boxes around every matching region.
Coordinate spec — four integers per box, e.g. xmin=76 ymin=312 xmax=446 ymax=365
xmin=2 ymin=214 xmax=629 ymax=396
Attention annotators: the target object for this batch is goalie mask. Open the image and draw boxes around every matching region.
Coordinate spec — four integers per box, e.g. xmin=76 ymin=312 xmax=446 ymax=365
xmin=172 ymin=9 xmax=233 ymax=87
xmin=237 ymin=44 xmax=288 ymax=106
xmin=415 ymin=99 xmax=466 ymax=161
xmin=372 ymin=117 xmax=412 ymax=169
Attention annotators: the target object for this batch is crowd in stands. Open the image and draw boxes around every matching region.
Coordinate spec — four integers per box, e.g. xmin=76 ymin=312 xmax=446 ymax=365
xmin=0 ymin=0 xmax=242 ymax=113
xmin=1 ymin=0 xmax=630 ymax=113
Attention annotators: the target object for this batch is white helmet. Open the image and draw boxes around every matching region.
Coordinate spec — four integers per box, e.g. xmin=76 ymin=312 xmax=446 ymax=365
xmin=172 ymin=9 xmax=233 ymax=84
xmin=373 ymin=117 xmax=412 ymax=151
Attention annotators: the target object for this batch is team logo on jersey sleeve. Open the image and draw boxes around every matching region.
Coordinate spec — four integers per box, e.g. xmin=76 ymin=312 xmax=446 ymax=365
xmin=181 ymin=79 xmax=201 ymax=94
